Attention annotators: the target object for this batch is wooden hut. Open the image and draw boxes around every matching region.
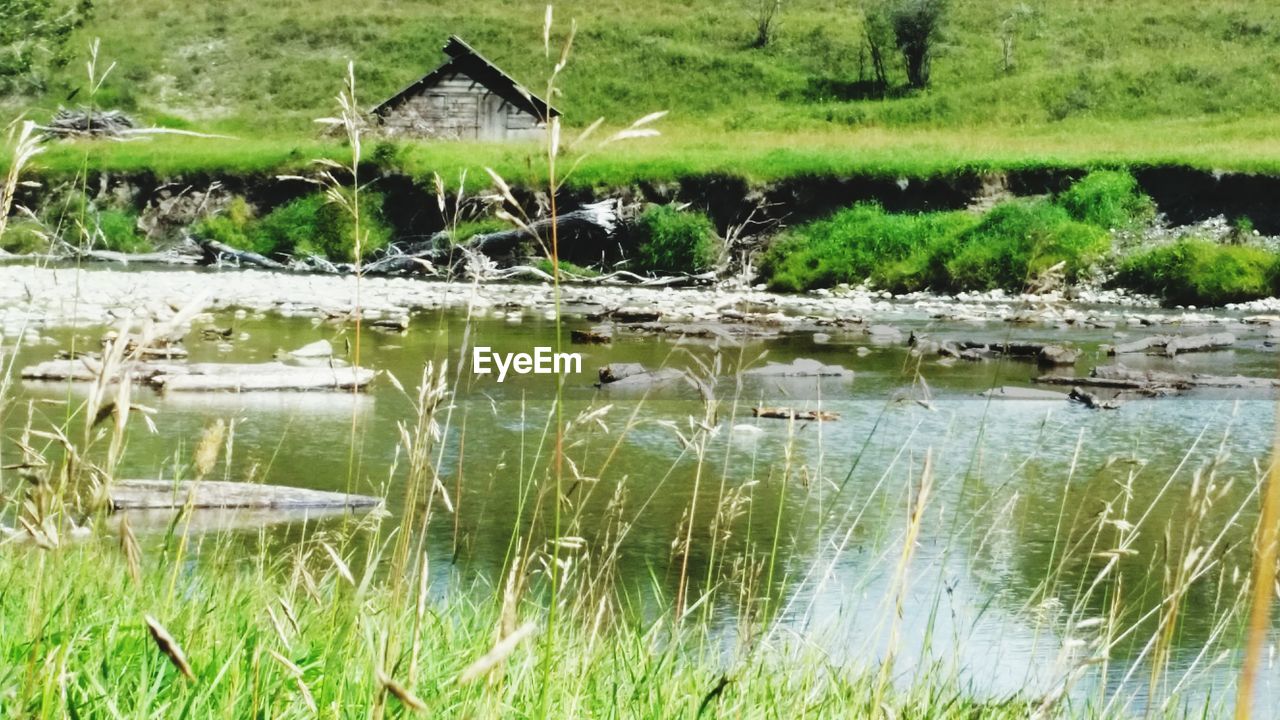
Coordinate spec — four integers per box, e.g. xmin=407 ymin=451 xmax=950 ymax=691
xmin=372 ymin=36 xmax=558 ymax=141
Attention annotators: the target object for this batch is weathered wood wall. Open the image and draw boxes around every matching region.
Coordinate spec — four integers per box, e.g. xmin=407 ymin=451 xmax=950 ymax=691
xmin=378 ymin=74 xmax=545 ymax=141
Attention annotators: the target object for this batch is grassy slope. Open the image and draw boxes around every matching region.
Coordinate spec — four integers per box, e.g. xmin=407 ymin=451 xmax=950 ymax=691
xmin=7 ymin=0 xmax=1280 ymax=179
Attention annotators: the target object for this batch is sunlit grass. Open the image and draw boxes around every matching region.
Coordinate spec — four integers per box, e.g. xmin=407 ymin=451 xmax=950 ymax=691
xmin=8 ymin=115 xmax=1280 ymax=189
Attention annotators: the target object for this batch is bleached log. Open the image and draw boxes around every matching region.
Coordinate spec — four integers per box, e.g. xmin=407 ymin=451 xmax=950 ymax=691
xmin=22 ymin=358 xmax=375 ymax=392
xmin=110 ymin=480 xmax=380 ymax=510
xmin=153 ymin=365 xmax=375 ymax=392
xmin=1036 ymin=364 xmax=1277 ymax=391
xmin=196 ymin=238 xmax=286 ymax=269
xmin=752 ymin=407 xmax=840 ymax=421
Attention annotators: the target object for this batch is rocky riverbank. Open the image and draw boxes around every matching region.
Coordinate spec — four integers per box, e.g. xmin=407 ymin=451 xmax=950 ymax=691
xmin=3 ymin=264 xmax=1277 ymax=344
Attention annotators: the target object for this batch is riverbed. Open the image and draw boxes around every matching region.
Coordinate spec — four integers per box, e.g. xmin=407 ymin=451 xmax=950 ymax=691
xmin=2 ymin=265 xmax=1279 ymax=714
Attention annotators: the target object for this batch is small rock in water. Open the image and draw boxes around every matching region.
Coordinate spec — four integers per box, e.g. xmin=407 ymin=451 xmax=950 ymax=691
xmin=1038 ymin=345 xmax=1080 ymax=366
xmin=369 ymin=316 xmax=410 ymax=333
xmin=812 ymin=332 xmax=831 ymax=344
xmin=745 ymin=358 xmax=853 ymax=378
xmin=856 ymin=347 xmax=871 ymax=357
xmin=865 ymin=324 xmax=904 ymax=344
xmin=289 ymin=339 xmax=333 ymax=358
xmin=571 ymin=326 xmax=613 ymax=344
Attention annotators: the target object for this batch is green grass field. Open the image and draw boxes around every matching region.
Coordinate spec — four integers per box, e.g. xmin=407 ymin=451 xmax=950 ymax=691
xmin=6 ymin=0 xmax=1280 ymax=180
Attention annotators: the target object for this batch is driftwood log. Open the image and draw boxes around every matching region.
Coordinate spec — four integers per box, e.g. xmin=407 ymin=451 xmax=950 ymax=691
xmin=938 ymin=340 xmax=1080 ymax=366
xmin=110 ymin=480 xmax=380 ymax=510
xmin=22 ymin=357 xmax=375 ymax=392
xmin=1036 ymin=364 xmax=1278 ymax=391
xmin=42 ymin=108 xmax=137 ymax=138
xmin=363 ymin=200 xmax=618 ymax=275
xmin=1108 ymin=333 xmax=1236 ymax=357
xmin=197 ymin=238 xmax=286 ymax=269
xmin=753 ymin=407 xmax=840 ymax=421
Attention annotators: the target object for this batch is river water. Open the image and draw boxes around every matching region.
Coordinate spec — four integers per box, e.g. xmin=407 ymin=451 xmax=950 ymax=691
xmin=3 ymin=274 xmax=1279 ymax=715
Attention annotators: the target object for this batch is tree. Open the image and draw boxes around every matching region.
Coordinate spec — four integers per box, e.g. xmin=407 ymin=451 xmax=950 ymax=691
xmin=1000 ymin=3 xmax=1035 ymax=74
xmin=861 ymin=0 xmax=948 ymax=90
xmin=860 ymin=2 xmax=893 ymax=89
xmin=0 ymin=0 xmax=93 ymax=92
xmin=750 ymin=0 xmax=785 ymax=48
xmin=891 ymin=0 xmax=947 ymax=89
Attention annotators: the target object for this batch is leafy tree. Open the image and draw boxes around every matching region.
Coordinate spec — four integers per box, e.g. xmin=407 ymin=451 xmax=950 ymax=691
xmin=0 ymin=0 xmax=93 ymax=92
xmin=861 ymin=0 xmax=948 ymax=90
xmin=750 ymin=0 xmax=785 ymax=48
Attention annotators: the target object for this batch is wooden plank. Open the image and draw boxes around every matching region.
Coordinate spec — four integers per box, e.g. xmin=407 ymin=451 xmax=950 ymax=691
xmin=110 ymin=480 xmax=381 ymax=510
xmin=154 ymin=366 xmax=375 ymax=392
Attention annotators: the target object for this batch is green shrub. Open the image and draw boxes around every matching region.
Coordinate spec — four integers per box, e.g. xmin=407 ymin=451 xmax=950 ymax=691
xmin=95 ymin=210 xmax=152 ymax=253
xmin=450 ymin=218 xmax=509 ymax=243
xmin=533 ymin=258 xmax=600 ymax=278
xmin=193 ymin=197 xmax=255 ymax=250
xmin=631 ymin=205 xmax=718 ymax=274
xmin=946 ymin=199 xmax=1110 ymax=290
xmin=1115 ymin=238 xmax=1280 ymax=306
xmin=759 ymin=203 xmax=976 ymax=292
xmin=0 ymin=219 xmax=50 ymax=254
xmin=250 ymin=192 xmax=391 ymax=261
xmin=759 ymin=199 xmax=1108 ymax=293
xmin=1057 ymin=170 xmax=1155 ymax=230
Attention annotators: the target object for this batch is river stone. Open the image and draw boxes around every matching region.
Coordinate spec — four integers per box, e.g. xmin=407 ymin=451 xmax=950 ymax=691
xmin=1038 ymin=345 xmax=1080 ymax=366
xmin=865 ymin=324 xmax=902 ymax=339
xmin=289 ymin=339 xmax=333 ymax=358
xmin=745 ymin=358 xmax=853 ymax=378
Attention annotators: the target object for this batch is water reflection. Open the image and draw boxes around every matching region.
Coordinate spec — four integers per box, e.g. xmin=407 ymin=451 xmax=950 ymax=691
xmin=4 ymin=308 xmax=1279 ymax=713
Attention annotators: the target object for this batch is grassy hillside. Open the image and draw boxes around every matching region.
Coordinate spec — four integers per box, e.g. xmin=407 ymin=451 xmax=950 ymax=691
xmin=6 ymin=0 xmax=1280 ymax=177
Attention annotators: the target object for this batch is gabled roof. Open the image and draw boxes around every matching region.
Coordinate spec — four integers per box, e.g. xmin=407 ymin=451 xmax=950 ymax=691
xmin=372 ymin=36 xmax=560 ymax=120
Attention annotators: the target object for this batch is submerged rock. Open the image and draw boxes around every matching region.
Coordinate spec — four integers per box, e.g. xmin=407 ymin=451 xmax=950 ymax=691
xmin=596 ymin=363 xmax=684 ymax=388
xmin=745 ymin=358 xmax=853 ymax=378
xmin=288 ymin=339 xmax=334 ymax=359
xmin=1038 ymin=345 xmax=1080 ymax=366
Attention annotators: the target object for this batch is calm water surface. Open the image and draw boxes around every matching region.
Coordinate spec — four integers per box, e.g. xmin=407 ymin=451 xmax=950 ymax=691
xmin=5 ymin=302 xmax=1279 ymax=714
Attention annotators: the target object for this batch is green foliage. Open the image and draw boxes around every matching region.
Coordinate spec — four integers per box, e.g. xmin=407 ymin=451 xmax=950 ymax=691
xmin=1116 ymin=238 xmax=1280 ymax=306
xmin=251 ymin=192 xmax=391 ymax=261
xmin=0 ymin=219 xmax=49 ymax=254
xmin=945 ymin=199 xmax=1109 ymax=290
xmin=94 ymin=210 xmax=152 ymax=253
xmin=15 ymin=0 xmax=1279 ymax=138
xmin=192 ymin=196 xmax=255 ymax=250
xmin=867 ymin=0 xmax=949 ymax=89
xmin=0 ymin=0 xmax=91 ymax=92
xmin=533 ymin=258 xmax=600 ymax=278
xmin=631 ymin=205 xmax=719 ymax=274
xmin=449 ymin=218 xmax=508 ymax=244
xmin=759 ymin=203 xmax=976 ymax=292
xmin=1057 ymin=170 xmax=1155 ymax=230
xmin=760 ymin=196 xmax=1109 ymax=293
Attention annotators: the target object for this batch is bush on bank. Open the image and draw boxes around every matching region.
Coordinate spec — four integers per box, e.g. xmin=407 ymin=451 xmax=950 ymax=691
xmin=758 ymin=204 xmax=977 ymax=293
xmin=194 ymin=192 xmax=391 ymax=261
xmin=630 ymin=205 xmax=719 ymax=274
xmin=760 ymin=197 xmax=1109 ymax=294
xmin=1116 ymin=238 xmax=1280 ymax=306
xmin=944 ymin=199 xmax=1109 ymax=290
xmin=1057 ymin=170 xmax=1156 ymax=230
xmin=757 ymin=170 xmax=1263 ymax=298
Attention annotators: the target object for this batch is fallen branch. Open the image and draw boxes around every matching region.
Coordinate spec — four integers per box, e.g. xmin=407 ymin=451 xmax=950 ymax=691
xmin=110 ymin=479 xmax=380 ymax=510
xmin=752 ymin=407 xmax=840 ymax=421
xmin=196 ymin=237 xmax=286 ymax=269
